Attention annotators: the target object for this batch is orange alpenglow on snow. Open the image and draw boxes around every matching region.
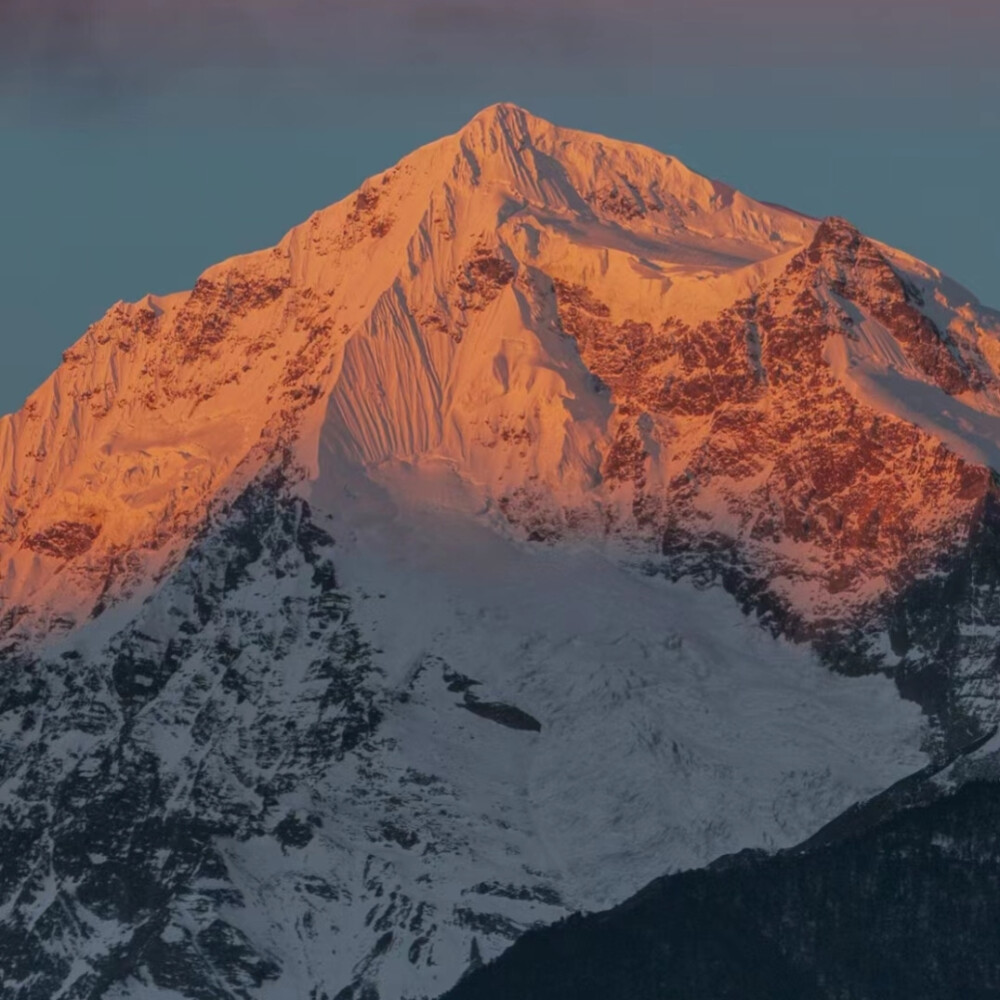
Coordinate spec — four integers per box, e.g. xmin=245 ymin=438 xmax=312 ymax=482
xmin=2 ymin=103 xmax=1000 ymax=638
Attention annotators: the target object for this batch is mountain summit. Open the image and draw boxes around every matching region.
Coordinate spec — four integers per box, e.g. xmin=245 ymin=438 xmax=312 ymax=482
xmin=2 ymin=106 xmax=1000 ymax=999
xmin=1 ymin=102 xmax=819 ymax=636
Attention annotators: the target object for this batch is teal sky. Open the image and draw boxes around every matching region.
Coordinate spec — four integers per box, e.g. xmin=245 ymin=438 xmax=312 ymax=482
xmin=0 ymin=1 xmax=997 ymax=415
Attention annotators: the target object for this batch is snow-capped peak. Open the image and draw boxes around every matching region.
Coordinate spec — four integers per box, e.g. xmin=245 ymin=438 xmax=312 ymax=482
xmin=3 ymin=107 xmax=1000 ymax=1000
xmin=0 ymin=105 xmax=998 ymax=642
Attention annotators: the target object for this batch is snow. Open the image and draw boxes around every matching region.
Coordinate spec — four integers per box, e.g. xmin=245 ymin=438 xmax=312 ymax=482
xmin=2 ymin=450 xmax=929 ymax=1000
xmin=824 ymin=300 xmax=1000 ymax=471
xmin=236 ymin=455 xmax=930 ymax=994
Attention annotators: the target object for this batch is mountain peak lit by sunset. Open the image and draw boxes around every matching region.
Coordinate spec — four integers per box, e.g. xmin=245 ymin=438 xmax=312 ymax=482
xmin=2 ymin=14 xmax=1000 ymax=1000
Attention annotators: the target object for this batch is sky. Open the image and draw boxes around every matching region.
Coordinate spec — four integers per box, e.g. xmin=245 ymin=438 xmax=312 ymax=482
xmin=0 ymin=0 xmax=997 ymax=414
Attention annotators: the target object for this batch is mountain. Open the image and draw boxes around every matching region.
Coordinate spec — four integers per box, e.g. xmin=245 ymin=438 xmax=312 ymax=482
xmin=1 ymin=103 xmax=1000 ymax=999
xmin=443 ymin=732 xmax=1000 ymax=1000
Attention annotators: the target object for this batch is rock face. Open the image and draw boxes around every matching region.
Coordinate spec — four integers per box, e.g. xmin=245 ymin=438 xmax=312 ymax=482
xmin=0 ymin=478 xmax=383 ymax=1000
xmin=1 ymin=104 xmax=1000 ymax=998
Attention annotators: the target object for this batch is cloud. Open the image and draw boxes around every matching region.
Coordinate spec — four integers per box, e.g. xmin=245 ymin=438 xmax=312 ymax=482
xmin=2 ymin=0 xmax=997 ymax=119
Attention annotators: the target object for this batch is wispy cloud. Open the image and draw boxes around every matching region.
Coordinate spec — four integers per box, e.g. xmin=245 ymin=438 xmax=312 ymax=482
xmin=2 ymin=0 xmax=997 ymax=118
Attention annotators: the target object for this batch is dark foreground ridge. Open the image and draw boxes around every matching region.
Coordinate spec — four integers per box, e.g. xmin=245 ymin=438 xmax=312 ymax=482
xmin=442 ymin=779 xmax=1000 ymax=1000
